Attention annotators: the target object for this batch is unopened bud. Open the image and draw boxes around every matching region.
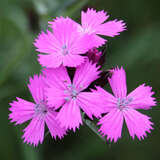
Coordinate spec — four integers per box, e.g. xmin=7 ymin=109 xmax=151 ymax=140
xmin=87 ymin=47 xmax=102 ymax=63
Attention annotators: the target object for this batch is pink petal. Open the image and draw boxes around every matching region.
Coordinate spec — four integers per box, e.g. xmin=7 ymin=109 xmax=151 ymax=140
xmin=34 ymin=30 xmax=61 ymax=54
xmin=46 ymin=86 xmax=65 ymax=109
xmin=73 ymin=60 xmax=101 ymax=91
xmin=98 ymin=108 xmax=124 ymax=142
xmin=51 ymin=17 xmax=88 ymax=54
xmin=94 ymin=87 xmax=117 ymax=113
xmin=9 ymin=97 xmax=35 ymax=125
xmin=49 ymin=17 xmax=95 ymax=50
xmin=49 ymin=16 xmax=78 ymax=28
xmin=96 ymin=20 xmax=126 ymax=37
xmin=85 ymin=34 xmax=107 ymax=48
xmin=123 ymin=108 xmax=153 ymax=140
xmin=35 ymin=17 xmax=92 ymax=68
xmin=127 ymin=84 xmax=156 ymax=110
xmin=38 ymin=53 xmax=63 ymax=68
xmin=81 ymin=8 xmax=109 ymax=34
xmin=28 ymin=74 xmax=46 ymax=103
xmin=62 ymin=53 xmax=86 ymax=67
xmin=77 ymin=91 xmax=105 ymax=119
xmin=49 ymin=17 xmax=78 ymax=46
xmin=68 ymin=33 xmax=97 ymax=54
xmin=108 ymin=66 xmax=127 ymax=98
xmin=45 ymin=110 xmax=66 ymax=139
xmin=22 ymin=115 xmax=45 ymax=146
xmin=56 ymin=99 xmax=82 ymax=131
xmin=43 ymin=66 xmax=71 ymax=90
xmin=43 ymin=66 xmax=71 ymax=108
xmin=34 ymin=30 xmax=63 ymax=68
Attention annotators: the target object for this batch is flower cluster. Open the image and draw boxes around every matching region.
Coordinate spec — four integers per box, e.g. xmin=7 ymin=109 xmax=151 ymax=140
xmin=9 ymin=8 xmax=156 ymax=146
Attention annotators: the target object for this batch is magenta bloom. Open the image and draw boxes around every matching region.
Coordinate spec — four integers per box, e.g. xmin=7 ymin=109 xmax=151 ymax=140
xmin=44 ymin=60 xmax=104 ymax=131
xmin=97 ymin=67 xmax=156 ymax=142
xmin=34 ymin=17 xmax=94 ymax=68
xmin=78 ymin=8 xmax=126 ymax=47
xmin=9 ymin=75 xmax=66 ymax=146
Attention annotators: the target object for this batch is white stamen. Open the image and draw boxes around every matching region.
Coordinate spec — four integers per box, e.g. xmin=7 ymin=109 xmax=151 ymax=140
xmin=64 ymin=84 xmax=79 ymax=101
xmin=35 ymin=102 xmax=47 ymax=115
xmin=62 ymin=45 xmax=68 ymax=55
xmin=117 ymin=97 xmax=133 ymax=110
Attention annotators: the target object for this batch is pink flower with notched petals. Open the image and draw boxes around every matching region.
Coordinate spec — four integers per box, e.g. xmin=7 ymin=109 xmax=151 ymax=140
xmin=34 ymin=17 xmax=95 ymax=68
xmin=9 ymin=74 xmax=66 ymax=146
xmin=97 ymin=67 xmax=156 ymax=142
xmin=43 ymin=60 xmax=105 ymax=131
xmin=78 ymin=8 xmax=126 ymax=47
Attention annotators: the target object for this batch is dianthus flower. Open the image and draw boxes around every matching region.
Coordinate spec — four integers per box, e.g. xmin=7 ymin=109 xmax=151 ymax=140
xmin=97 ymin=67 xmax=156 ymax=142
xmin=9 ymin=75 xmax=66 ymax=146
xmin=34 ymin=17 xmax=95 ymax=68
xmin=78 ymin=8 xmax=126 ymax=47
xmin=43 ymin=60 xmax=105 ymax=131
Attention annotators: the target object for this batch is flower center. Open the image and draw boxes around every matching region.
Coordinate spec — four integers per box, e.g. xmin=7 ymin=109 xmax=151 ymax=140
xmin=64 ymin=84 xmax=78 ymax=101
xmin=81 ymin=25 xmax=96 ymax=34
xmin=34 ymin=102 xmax=48 ymax=116
xmin=62 ymin=45 xmax=68 ymax=55
xmin=117 ymin=97 xmax=133 ymax=110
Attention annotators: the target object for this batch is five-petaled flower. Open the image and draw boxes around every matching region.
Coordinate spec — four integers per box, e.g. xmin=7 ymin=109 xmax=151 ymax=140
xmin=9 ymin=75 xmax=66 ymax=146
xmin=43 ymin=60 xmax=105 ymax=131
xmin=34 ymin=17 xmax=95 ymax=68
xmin=97 ymin=67 xmax=156 ymax=142
xmin=77 ymin=8 xmax=126 ymax=47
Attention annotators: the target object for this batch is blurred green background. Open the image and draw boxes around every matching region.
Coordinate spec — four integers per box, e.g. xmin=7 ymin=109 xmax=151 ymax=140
xmin=0 ymin=0 xmax=160 ymax=160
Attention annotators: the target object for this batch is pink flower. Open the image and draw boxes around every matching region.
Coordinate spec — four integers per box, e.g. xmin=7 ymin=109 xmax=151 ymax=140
xmin=97 ymin=67 xmax=156 ymax=142
xmin=43 ymin=60 xmax=105 ymax=131
xmin=78 ymin=8 xmax=126 ymax=47
xmin=34 ymin=17 xmax=95 ymax=68
xmin=9 ymin=75 xmax=66 ymax=146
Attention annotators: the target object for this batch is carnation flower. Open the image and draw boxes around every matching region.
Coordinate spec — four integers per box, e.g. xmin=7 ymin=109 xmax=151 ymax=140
xmin=97 ymin=67 xmax=156 ymax=142
xmin=34 ymin=17 xmax=95 ymax=68
xmin=78 ymin=8 xmax=126 ymax=47
xmin=9 ymin=75 xmax=66 ymax=146
xmin=43 ymin=60 xmax=105 ymax=131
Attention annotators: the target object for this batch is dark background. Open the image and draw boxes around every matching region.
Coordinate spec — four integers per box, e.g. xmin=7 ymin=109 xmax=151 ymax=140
xmin=0 ymin=0 xmax=160 ymax=160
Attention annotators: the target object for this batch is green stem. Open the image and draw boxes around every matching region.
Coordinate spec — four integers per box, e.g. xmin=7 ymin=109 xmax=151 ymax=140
xmin=81 ymin=112 xmax=106 ymax=143
xmin=44 ymin=131 xmax=50 ymax=138
xmin=44 ymin=112 xmax=107 ymax=144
